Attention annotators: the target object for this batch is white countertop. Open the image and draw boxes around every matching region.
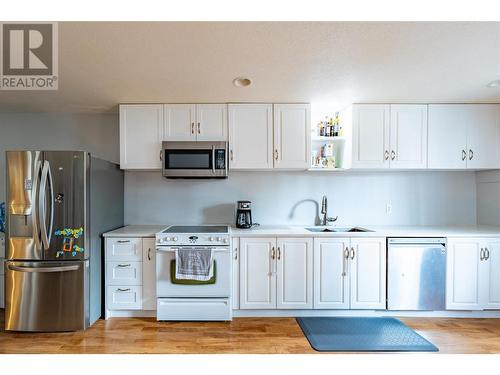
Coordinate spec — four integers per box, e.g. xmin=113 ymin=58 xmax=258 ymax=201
xmin=102 ymin=224 xmax=500 ymax=238
xmin=103 ymin=225 xmax=167 ymax=238
xmin=229 ymin=225 xmax=500 ymax=237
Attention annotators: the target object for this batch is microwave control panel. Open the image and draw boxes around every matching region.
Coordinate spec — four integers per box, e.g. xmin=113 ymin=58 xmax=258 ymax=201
xmin=215 ymin=149 xmax=226 ymax=169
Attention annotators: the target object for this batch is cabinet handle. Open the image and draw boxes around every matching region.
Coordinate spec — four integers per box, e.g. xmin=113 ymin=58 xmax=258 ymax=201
xmin=350 ymin=247 xmax=355 ymax=260
xmin=197 ymin=122 xmax=201 ymax=134
xmin=277 ymin=247 xmax=281 ymax=260
xmin=117 ymin=240 xmax=130 ymax=243
xmin=117 ymin=264 xmax=131 ymax=268
xmin=462 ymin=150 xmax=467 ymax=161
xmin=485 ymin=247 xmax=490 ymax=260
xmin=117 ymin=288 xmax=130 ymax=292
xmin=274 ymin=149 xmax=279 ymax=160
xmin=342 ymin=247 xmax=349 ymax=277
xmin=234 ymin=248 xmax=238 ymax=260
xmin=159 ymin=150 xmax=163 ymax=161
xmin=271 ymin=247 xmax=276 ymax=260
xmin=384 ymin=150 xmax=389 ymax=161
xmin=148 ymin=248 xmax=151 ymax=261
xmin=469 ymin=149 xmax=474 ymax=161
xmin=391 ymin=150 xmax=396 ymax=161
xmin=480 ymin=248 xmax=485 ymax=261
xmin=191 ymin=122 xmax=195 ymax=134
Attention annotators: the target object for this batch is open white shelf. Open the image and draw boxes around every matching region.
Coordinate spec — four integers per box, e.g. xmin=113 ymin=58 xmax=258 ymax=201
xmin=311 ymin=135 xmax=346 ymax=142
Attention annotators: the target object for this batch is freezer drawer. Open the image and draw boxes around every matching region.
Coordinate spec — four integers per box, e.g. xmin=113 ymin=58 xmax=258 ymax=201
xmin=388 ymin=239 xmax=446 ymax=311
xmin=5 ymin=261 xmax=87 ymax=331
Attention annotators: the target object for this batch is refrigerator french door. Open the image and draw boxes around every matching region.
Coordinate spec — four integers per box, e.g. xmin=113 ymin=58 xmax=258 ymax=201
xmin=5 ymin=150 xmax=124 ymax=331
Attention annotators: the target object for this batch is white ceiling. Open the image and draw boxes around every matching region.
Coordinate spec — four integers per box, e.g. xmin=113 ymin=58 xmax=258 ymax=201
xmin=1 ymin=21 xmax=500 ymax=114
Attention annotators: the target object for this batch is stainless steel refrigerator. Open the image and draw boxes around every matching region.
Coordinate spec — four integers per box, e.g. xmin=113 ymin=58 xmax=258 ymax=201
xmin=4 ymin=151 xmax=123 ymax=331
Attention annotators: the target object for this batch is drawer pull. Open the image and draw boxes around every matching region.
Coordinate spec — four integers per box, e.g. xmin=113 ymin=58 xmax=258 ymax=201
xmin=116 ymin=288 xmax=131 ymax=292
xmin=117 ymin=240 xmax=131 ymax=243
xmin=117 ymin=264 xmax=131 ymax=268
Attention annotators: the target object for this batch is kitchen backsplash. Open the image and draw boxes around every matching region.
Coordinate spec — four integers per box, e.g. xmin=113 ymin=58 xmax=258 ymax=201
xmin=125 ymin=170 xmax=477 ymax=226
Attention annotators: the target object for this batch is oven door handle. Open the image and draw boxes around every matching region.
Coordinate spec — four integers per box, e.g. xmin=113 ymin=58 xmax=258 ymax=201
xmin=212 ymin=145 xmax=216 ymax=174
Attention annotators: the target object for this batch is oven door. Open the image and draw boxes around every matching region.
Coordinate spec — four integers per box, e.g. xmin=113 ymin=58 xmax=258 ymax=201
xmin=162 ymin=141 xmax=227 ymax=178
xmin=156 ymin=246 xmax=231 ymax=298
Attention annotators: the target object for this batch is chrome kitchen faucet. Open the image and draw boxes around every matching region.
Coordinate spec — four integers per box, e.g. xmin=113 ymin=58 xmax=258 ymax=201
xmin=320 ymin=195 xmax=338 ymax=226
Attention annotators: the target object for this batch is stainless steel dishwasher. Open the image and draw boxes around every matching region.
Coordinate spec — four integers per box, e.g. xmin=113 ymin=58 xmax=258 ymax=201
xmin=387 ymin=238 xmax=446 ymax=311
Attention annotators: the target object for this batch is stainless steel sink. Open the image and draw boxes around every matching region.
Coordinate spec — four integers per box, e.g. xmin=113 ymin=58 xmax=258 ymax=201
xmin=305 ymin=227 xmax=373 ymax=233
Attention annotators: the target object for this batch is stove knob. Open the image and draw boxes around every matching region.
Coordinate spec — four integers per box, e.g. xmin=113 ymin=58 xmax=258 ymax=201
xmin=165 ymin=237 xmax=171 ymax=242
xmin=222 ymin=238 xmax=228 ymax=244
xmin=173 ymin=237 xmax=178 ymax=242
xmin=216 ymin=237 xmax=222 ymax=242
xmin=208 ymin=237 xmax=214 ymax=242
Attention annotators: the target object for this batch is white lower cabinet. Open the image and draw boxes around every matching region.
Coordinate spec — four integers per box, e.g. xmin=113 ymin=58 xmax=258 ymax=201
xmin=142 ymin=238 xmax=156 ymax=310
xmin=447 ymin=237 xmax=500 ymax=310
xmin=105 ymin=237 xmax=156 ymax=315
xmin=313 ymin=237 xmax=387 ymax=310
xmin=232 ymin=238 xmax=240 ymax=309
xmin=239 ymin=237 xmax=313 ymax=309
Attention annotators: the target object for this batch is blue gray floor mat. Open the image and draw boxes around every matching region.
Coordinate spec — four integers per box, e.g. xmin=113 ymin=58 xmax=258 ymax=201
xmin=296 ymin=317 xmax=438 ymax=352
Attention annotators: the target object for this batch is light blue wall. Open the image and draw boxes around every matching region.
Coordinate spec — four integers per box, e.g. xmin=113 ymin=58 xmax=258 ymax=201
xmin=0 ymin=111 xmax=119 ymax=204
xmin=124 ymin=170 xmax=477 ymax=226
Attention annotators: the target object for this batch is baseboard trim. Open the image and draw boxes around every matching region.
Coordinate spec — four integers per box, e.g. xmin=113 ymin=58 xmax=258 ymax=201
xmin=232 ymin=309 xmax=500 ymax=318
xmin=105 ymin=310 xmax=156 ymax=319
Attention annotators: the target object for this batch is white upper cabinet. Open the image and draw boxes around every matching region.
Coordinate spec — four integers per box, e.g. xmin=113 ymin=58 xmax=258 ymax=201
xmin=428 ymin=105 xmax=469 ymax=169
xmin=428 ymin=104 xmax=500 ymax=169
xmin=163 ymin=104 xmax=196 ymax=141
xmin=313 ymin=238 xmax=350 ymax=309
xmin=351 ymin=104 xmax=427 ymax=169
xmin=228 ymin=104 xmax=274 ymax=169
xmin=466 ymin=105 xmax=500 ymax=169
xmin=119 ymin=104 xmax=164 ymax=170
xmin=349 ymin=238 xmax=387 ymax=310
xmin=196 ymin=104 xmax=228 ymax=141
xmin=352 ymin=104 xmax=390 ymax=169
xmin=273 ymin=104 xmax=311 ymax=169
xmin=389 ymin=105 xmax=428 ymax=168
xmin=164 ymin=104 xmax=227 ymax=141
xmin=276 ymin=238 xmax=313 ymax=309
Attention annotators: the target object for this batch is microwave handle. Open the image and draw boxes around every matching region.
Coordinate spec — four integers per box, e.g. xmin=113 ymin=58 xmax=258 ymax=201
xmin=212 ymin=145 xmax=216 ymax=174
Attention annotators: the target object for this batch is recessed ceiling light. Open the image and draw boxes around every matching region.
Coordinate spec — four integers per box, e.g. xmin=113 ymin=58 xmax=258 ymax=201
xmin=233 ymin=77 xmax=252 ymax=87
xmin=487 ymin=79 xmax=500 ymax=88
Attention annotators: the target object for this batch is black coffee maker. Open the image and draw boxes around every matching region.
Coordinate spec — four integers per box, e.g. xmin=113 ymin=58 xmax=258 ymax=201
xmin=236 ymin=201 xmax=253 ymax=228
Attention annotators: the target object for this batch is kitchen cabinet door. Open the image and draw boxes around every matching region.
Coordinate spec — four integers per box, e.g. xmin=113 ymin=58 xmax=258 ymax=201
xmin=276 ymin=238 xmax=313 ymax=309
xmin=351 ymin=104 xmax=390 ymax=169
xmin=196 ymin=104 xmax=228 ymax=141
xmin=163 ymin=104 xmax=196 ymax=141
xmin=466 ymin=105 xmax=500 ymax=169
xmin=119 ymin=104 xmax=164 ymax=169
xmin=313 ymin=238 xmax=350 ymax=309
xmin=349 ymin=238 xmax=386 ymax=309
xmin=446 ymin=238 xmax=483 ymax=310
xmin=273 ymin=104 xmax=311 ymax=170
xmin=428 ymin=105 xmax=468 ymax=169
xmin=142 ymin=238 xmax=156 ymax=310
xmin=232 ymin=238 xmax=240 ymax=310
xmin=389 ymin=105 xmax=428 ymax=169
xmin=239 ymin=237 xmax=276 ymax=309
xmin=228 ymin=104 xmax=274 ymax=169
xmin=483 ymin=239 xmax=500 ymax=309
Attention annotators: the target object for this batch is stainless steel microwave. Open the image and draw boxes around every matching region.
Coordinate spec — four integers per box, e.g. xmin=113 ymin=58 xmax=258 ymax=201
xmin=161 ymin=141 xmax=228 ymax=179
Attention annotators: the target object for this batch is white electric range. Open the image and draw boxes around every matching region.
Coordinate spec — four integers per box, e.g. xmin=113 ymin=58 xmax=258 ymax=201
xmin=155 ymin=225 xmax=232 ymax=321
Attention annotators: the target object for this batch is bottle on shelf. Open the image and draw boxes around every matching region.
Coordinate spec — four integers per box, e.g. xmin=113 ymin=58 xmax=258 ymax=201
xmin=333 ymin=112 xmax=340 ymax=137
xmin=319 ymin=121 xmax=325 ymax=136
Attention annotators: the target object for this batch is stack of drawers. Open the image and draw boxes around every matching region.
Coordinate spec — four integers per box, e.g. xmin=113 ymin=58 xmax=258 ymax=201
xmin=105 ymin=237 xmax=156 ymax=312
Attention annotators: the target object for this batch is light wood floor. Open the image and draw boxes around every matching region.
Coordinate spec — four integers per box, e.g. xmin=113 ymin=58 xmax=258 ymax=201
xmin=1 ymin=310 xmax=500 ymax=354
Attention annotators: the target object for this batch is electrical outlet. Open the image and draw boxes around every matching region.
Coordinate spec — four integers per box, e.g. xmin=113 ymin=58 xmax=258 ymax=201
xmin=386 ymin=202 xmax=392 ymax=215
